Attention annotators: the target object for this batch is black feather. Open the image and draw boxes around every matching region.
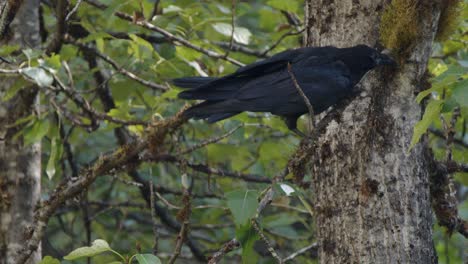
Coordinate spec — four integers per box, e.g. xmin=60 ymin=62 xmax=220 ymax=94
xmin=174 ymin=45 xmax=395 ymax=132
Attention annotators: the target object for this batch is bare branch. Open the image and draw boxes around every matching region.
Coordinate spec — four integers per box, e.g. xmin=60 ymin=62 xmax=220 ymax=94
xmin=252 ymin=219 xmax=282 ymax=263
xmin=215 ymin=41 xmax=268 ymax=58
xmin=150 ymin=154 xmax=272 ymax=184
xmin=0 ymin=0 xmax=23 ymax=40
xmin=65 ymin=0 xmax=83 ymax=21
xmin=282 ymin=243 xmax=318 ymax=262
xmin=208 ymin=239 xmax=240 ymax=264
xmin=261 ymin=29 xmax=304 ymax=57
xmin=178 ymin=124 xmax=243 ymax=155
xmin=168 ymin=187 xmax=192 ymax=264
xmin=150 ymin=179 xmax=160 ymax=255
xmin=287 ymin=62 xmax=314 ymax=131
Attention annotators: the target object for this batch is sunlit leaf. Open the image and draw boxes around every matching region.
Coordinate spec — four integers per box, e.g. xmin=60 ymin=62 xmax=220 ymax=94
xmin=410 ymin=100 xmax=443 ymax=149
xmin=267 ymin=0 xmax=299 ymax=13
xmin=135 ymin=254 xmax=162 ymax=264
xmin=24 ymin=119 xmax=50 ymax=146
xmin=64 ymin=239 xmax=112 ymax=260
xmin=38 ymin=256 xmax=60 ymax=264
xmin=212 ymin=23 xmax=252 ymax=45
xmin=19 ymin=67 xmax=53 ymax=88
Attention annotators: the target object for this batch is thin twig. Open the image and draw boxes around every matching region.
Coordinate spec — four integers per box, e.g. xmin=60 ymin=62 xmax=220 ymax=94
xmin=0 ymin=67 xmax=20 ymax=74
xmin=149 ymin=179 xmax=159 ymax=255
xmin=282 ymin=243 xmax=318 ymax=262
xmin=261 ymin=29 xmax=304 ymax=57
xmin=168 ymin=189 xmax=192 ymax=264
xmin=154 ymin=191 xmax=181 ymax=210
xmin=65 ymin=0 xmax=83 ymax=21
xmin=178 ymin=124 xmax=243 ymax=155
xmin=215 ymin=41 xmax=268 ymax=58
xmin=148 ymin=154 xmax=272 ymax=184
xmin=429 ymin=127 xmax=468 ymax=148
xmin=208 ymin=239 xmax=240 ymax=264
xmin=251 ymin=219 xmax=282 ymax=263
xmin=110 ymin=174 xmax=143 ymax=187
xmin=287 ymin=62 xmax=314 ymax=131
xmin=226 ymin=0 xmax=236 ymax=55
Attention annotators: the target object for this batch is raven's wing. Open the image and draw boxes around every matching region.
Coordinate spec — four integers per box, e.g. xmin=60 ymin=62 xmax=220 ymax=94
xmin=177 ymin=46 xmax=339 ymax=100
xmin=182 ymin=59 xmax=352 ymax=123
xmin=225 ymin=59 xmax=353 ymax=115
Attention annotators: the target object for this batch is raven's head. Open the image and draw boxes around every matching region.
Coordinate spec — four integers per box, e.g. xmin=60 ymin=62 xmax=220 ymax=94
xmin=352 ymin=45 xmax=397 ymax=68
xmin=371 ymin=49 xmax=397 ymax=67
xmin=339 ymin=45 xmax=396 ymax=85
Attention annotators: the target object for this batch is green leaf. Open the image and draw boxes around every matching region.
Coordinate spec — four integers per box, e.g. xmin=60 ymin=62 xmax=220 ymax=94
xmin=267 ymin=0 xmax=299 ymax=13
xmin=410 ymin=100 xmax=443 ymax=149
xmin=46 ymin=138 xmax=58 ymax=180
xmin=212 ymin=23 xmax=252 ymax=45
xmin=417 ymin=65 xmax=467 ymax=103
xmin=225 ymin=190 xmax=259 ymax=226
xmin=42 ymin=54 xmax=62 ymax=70
xmin=39 ymin=256 xmax=60 ymax=264
xmin=129 ymin=34 xmax=154 ymax=52
xmin=64 ymin=239 xmax=112 ymax=260
xmin=236 ymin=224 xmax=259 ymax=264
xmin=22 ymin=49 xmax=42 ymax=60
xmin=82 ymin=32 xmax=113 ymax=43
xmin=163 ymin=5 xmax=182 ymax=14
xmin=24 ymin=119 xmax=50 ymax=146
xmin=452 ymin=79 xmax=468 ymax=107
xmin=2 ymin=78 xmax=28 ymax=102
xmin=0 ymin=44 xmax=20 ymax=56
xmin=19 ymin=67 xmax=53 ymax=88
xmin=108 ymin=107 xmax=133 ymax=120
xmin=176 ymin=46 xmax=202 ymax=61
xmin=135 ymin=254 xmax=162 ymax=264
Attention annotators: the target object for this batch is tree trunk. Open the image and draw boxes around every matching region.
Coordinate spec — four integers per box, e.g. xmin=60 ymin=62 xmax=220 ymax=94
xmin=304 ymin=1 xmax=441 ymax=263
xmin=0 ymin=1 xmax=41 ymax=263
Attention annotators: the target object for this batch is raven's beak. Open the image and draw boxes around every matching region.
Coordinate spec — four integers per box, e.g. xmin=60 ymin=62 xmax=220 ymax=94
xmin=377 ymin=51 xmax=397 ymax=67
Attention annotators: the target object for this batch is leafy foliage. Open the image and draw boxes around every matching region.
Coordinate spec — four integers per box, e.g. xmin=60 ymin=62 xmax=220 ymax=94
xmin=1 ymin=0 xmax=464 ymax=263
xmin=414 ymin=1 xmax=467 ymax=262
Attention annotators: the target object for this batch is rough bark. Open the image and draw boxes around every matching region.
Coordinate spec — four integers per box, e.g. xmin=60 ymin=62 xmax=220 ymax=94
xmin=304 ymin=1 xmax=441 ymax=263
xmin=0 ymin=1 xmax=41 ymax=263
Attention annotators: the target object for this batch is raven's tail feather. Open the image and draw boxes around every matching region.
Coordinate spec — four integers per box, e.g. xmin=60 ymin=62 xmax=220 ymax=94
xmin=183 ymin=101 xmax=240 ymax=123
xmin=172 ymin=77 xmax=217 ymax=89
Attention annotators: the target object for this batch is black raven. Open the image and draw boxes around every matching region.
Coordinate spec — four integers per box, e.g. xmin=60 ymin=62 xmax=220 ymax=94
xmin=174 ymin=45 xmax=395 ymax=134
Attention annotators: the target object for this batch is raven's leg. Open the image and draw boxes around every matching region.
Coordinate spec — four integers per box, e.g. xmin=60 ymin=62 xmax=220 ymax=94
xmin=283 ymin=116 xmax=305 ymax=137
